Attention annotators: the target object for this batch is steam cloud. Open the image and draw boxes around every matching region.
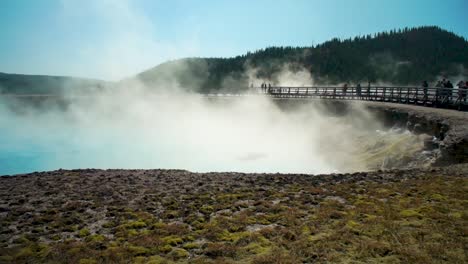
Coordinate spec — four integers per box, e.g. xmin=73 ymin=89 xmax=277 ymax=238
xmin=0 ymin=0 xmax=433 ymax=175
xmin=0 ymin=67 xmax=430 ymax=175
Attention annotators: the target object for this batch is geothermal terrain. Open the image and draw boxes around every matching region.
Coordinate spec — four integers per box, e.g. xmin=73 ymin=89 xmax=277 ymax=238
xmin=0 ymin=165 xmax=466 ymax=263
xmin=0 ymin=100 xmax=467 ymax=263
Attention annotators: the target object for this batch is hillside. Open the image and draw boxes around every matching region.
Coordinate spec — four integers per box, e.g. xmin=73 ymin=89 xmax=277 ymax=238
xmin=136 ymin=26 xmax=468 ymax=93
xmin=0 ymin=72 xmax=108 ymax=95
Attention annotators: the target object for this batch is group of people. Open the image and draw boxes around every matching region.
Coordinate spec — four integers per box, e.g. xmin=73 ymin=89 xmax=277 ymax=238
xmin=252 ymin=79 xmax=468 ymax=103
xmin=342 ymin=81 xmax=371 ymax=97
xmin=259 ymin=83 xmax=272 ymax=93
xmin=422 ymin=79 xmax=468 ymax=101
xmin=433 ymin=78 xmax=454 ymax=89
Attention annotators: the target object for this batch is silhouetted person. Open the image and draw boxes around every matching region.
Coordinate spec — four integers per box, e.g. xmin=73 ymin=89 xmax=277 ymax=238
xmin=422 ymin=81 xmax=428 ymax=87
xmin=342 ymin=83 xmax=348 ymax=96
xmin=267 ymin=83 xmax=272 ymax=94
xmin=422 ymin=80 xmax=428 ymax=98
xmin=444 ymin=80 xmax=453 ymax=101
xmin=465 ymin=81 xmax=468 ymax=102
xmin=445 ymin=80 xmax=453 ymax=88
xmin=356 ymin=83 xmax=362 ymax=98
xmin=457 ymin=81 xmax=467 ymax=102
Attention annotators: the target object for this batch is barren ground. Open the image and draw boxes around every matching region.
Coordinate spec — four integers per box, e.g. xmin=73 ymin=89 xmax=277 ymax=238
xmin=0 ymin=164 xmax=466 ymax=263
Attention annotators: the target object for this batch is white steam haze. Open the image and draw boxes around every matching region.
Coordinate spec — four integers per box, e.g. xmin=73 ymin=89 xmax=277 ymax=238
xmin=0 ymin=0 xmax=433 ymax=175
xmin=0 ymin=72 xmax=431 ymax=175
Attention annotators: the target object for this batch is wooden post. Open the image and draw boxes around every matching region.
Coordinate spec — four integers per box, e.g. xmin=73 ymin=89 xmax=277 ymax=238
xmin=415 ymin=87 xmax=419 ymax=104
xmin=423 ymin=88 xmax=427 ymax=106
xmin=404 ymin=87 xmax=407 ymax=103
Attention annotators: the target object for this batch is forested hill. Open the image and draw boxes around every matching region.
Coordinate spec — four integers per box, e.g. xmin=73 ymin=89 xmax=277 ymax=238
xmin=136 ymin=26 xmax=468 ymax=93
xmin=0 ymin=72 xmax=108 ymax=95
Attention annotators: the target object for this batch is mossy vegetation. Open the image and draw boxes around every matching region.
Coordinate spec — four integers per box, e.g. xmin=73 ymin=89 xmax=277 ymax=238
xmin=0 ymin=168 xmax=466 ymax=263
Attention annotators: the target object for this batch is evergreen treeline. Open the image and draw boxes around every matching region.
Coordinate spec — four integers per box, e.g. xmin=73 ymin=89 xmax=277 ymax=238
xmin=137 ymin=26 xmax=468 ymax=93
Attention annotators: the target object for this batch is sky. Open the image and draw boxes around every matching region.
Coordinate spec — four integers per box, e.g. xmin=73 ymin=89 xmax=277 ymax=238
xmin=0 ymin=0 xmax=467 ymax=81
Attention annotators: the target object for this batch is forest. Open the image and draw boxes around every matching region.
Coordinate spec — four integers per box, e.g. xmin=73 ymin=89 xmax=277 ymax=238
xmin=137 ymin=26 xmax=468 ymax=93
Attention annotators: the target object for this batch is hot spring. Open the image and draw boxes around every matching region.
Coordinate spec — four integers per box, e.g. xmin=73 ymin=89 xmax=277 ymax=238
xmin=0 ymin=93 xmax=438 ymax=175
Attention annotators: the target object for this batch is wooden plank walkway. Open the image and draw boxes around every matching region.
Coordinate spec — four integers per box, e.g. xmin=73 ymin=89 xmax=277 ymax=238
xmin=2 ymin=86 xmax=468 ymax=111
xmin=237 ymin=86 xmax=468 ymax=111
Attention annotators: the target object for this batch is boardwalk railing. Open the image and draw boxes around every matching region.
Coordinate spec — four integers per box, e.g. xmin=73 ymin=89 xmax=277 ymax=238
xmin=251 ymin=86 xmax=468 ymax=110
xmin=2 ymin=86 xmax=467 ymax=111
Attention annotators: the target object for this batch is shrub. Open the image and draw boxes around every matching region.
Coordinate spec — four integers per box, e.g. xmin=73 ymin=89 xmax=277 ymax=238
xmin=169 ymin=248 xmax=189 ymax=259
xmin=78 ymin=228 xmax=90 ymax=238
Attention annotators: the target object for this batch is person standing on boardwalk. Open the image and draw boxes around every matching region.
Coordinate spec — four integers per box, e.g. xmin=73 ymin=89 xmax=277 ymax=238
xmin=465 ymin=81 xmax=468 ymax=102
xmin=422 ymin=81 xmax=428 ymax=93
xmin=356 ymin=83 xmax=362 ymax=98
xmin=422 ymin=80 xmax=429 ymax=100
xmin=445 ymin=80 xmax=453 ymax=88
xmin=457 ymin=81 xmax=467 ymax=102
xmin=445 ymin=80 xmax=454 ymax=101
xmin=342 ymin=83 xmax=348 ymax=97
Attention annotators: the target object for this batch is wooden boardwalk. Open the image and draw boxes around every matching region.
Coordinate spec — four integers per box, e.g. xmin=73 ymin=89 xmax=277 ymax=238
xmin=234 ymin=86 xmax=467 ymax=110
xmin=2 ymin=86 xmax=468 ymax=111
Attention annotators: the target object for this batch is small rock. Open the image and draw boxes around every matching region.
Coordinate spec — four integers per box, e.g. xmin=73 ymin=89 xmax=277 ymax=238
xmin=324 ymin=196 xmax=346 ymax=204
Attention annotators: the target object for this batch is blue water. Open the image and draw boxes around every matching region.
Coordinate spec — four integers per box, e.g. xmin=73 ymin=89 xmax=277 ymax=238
xmin=0 ymin=117 xmax=338 ymax=176
xmin=1 ymin=96 xmax=425 ymax=176
xmin=0 ymin=97 xmax=338 ymax=175
xmin=0 ymin=130 xmax=88 ymax=175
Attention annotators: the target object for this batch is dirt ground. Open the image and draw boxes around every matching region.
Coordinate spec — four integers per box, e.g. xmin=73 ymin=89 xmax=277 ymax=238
xmin=0 ymin=164 xmax=466 ymax=263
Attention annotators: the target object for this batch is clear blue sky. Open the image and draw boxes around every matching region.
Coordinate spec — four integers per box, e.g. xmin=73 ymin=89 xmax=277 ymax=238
xmin=1 ymin=0 xmax=467 ymax=80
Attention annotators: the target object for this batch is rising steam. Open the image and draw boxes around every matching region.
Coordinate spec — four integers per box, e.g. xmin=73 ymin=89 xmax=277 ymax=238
xmin=0 ymin=1 xmax=435 ymax=175
xmin=0 ymin=67 xmax=431 ymax=175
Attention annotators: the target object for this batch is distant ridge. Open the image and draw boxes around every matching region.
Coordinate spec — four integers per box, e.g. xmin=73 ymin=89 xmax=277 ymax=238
xmin=0 ymin=72 xmax=108 ymax=95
